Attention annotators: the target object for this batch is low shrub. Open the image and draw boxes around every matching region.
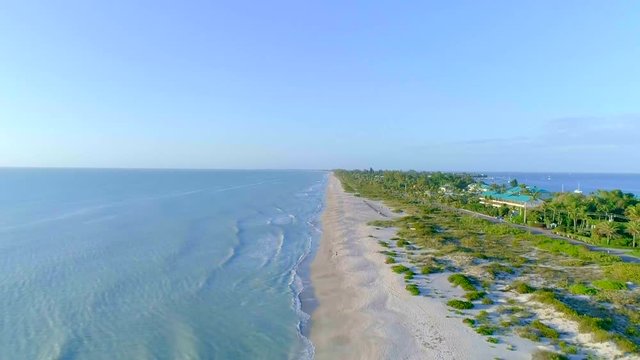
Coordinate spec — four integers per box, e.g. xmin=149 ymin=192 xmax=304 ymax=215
xmin=464 ymin=291 xmax=487 ymax=301
xmin=404 ymin=272 xmax=415 ymax=280
xmin=378 ymin=240 xmax=389 ymax=248
xmin=448 ymin=274 xmax=476 ymax=291
xmin=558 ymin=341 xmax=578 ymax=355
xmin=535 ymin=237 xmax=620 ymax=265
xmin=577 ymin=317 xmax=612 ymax=333
xmin=385 ymin=256 xmax=396 ymax=264
xmin=568 ymin=283 xmax=598 ymax=296
xmin=391 ymin=265 xmax=411 ymax=274
xmin=406 ymin=284 xmax=420 ymax=296
xmin=487 ymin=336 xmax=499 ymax=344
xmin=613 ymin=336 xmax=638 ymax=353
xmin=604 ymin=263 xmax=640 ymax=284
xmin=475 ymin=310 xmax=490 ymax=322
xmin=531 ymin=320 xmax=560 ymax=340
xmin=510 ymin=281 xmax=535 ymax=294
xmin=421 ymin=265 xmax=441 ymax=275
xmin=396 ymin=238 xmax=409 ymax=247
xmin=485 ymin=263 xmax=515 ymax=278
xmin=517 ymin=326 xmax=540 ymax=342
xmin=447 ymin=299 xmax=474 ymax=310
xmin=368 ymin=220 xmax=395 ymax=227
xmin=463 ymin=318 xmax=476 ymax=327
xmin=475 ymin=325 xmax=496 ymax=336
xmin=531 ymin=350 xmax=568 ymax=360
xmin=481 ymin=297 xmax=494 ymax=305
xmin=592 ymin=279 xmax=627 ymax=291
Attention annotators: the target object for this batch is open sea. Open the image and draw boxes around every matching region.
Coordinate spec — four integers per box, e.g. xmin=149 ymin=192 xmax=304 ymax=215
xmin=482 ymin=172 xmax=640 ymax=196
xmin=0 ymin=169 xmax=327 ymax=360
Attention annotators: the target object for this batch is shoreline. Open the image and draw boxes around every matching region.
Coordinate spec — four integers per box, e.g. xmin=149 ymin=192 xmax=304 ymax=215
xmin=309 ymin=173 xmax=538 ymax=359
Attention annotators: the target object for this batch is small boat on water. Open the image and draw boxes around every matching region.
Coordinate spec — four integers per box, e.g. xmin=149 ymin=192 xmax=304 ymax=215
xmin=574 ymin=183 xmax=583 ymax=194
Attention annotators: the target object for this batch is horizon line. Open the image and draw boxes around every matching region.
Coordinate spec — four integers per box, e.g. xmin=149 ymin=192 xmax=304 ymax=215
xmin=0 ymin=165 xmax=639 ymax=175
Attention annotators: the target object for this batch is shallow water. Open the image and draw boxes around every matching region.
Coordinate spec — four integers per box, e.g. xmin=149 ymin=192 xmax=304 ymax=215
xmin=0 ymin=169 xmax=326 ymax=359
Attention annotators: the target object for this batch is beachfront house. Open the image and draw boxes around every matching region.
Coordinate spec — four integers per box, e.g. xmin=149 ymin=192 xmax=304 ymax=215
xmin=479 ymin=185 xmax=551 ymax=223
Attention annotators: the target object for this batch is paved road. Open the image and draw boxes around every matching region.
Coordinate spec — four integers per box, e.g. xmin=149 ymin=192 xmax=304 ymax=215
xmin=447 ymin=206 xmax=640 ymax=264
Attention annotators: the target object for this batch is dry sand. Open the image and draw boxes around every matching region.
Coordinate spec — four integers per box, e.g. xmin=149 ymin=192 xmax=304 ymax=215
xmin=310 ymin=173 xmax=540 ymax=360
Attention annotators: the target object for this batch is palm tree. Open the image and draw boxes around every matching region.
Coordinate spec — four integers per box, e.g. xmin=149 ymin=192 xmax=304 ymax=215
xmin=626 ymin=221 xmax=640 ymax=248
xmin=565 ymin=196 xmax=583 ymax=233
xmin=594 ymin=221 xmax=619 ymax=246
xmin=626 ymin=204 xmax=640 ymax=222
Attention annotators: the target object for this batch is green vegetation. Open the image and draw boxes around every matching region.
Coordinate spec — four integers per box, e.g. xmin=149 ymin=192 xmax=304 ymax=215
xmin=464 ymin=291 xmax=487 ymax=301
xmin=335 ymin=170 xmax=640 ymax=354
xmin=510 ymin=281 xmax=535 ymax=294
xmin=531 ymin=350 xmax=568 ymax=360
xmin=420 ymin=265 xmax=441 ymax=274
xmin=385 ymin=256 xmax=396 ymax=264
xmin=448 ymin=274 xmax=476 ymax=291
xmin=475 ymin=325 xmax=496 ymax=336
xmin=396 ymin=238 xmax=409 ymax=247
xmin=535 ymin=237 xmax=620 ymax=264
xmin=404 ymin=272 xmax=415 ymax=280
xmin=592 ymin=279 xmax=627 ymax=291
xmin=531 ymin=289 xmax=638 ymax=352
xmin=604 ymin=263 xmax=640 ymax=283
xmin=487 ymin=336 xmax=499 ymax=344
xmin=406 ymin=284 xmax=420 ymax=295
xmin=485 ymin=263 xmax=515 ymax=278
xmin=558 ymin=341 xmax=578 ymax=355
xmin=391 ymin=265 xmax=411 ymax=274
xmin=530 ymin=320 xmax=560 ymax=340
xmin=368 ymin=219 xmax=395 ymax=227
xmin=568 ymin=283 xmax=598 ymax=296
xmin=447 ymin=299 xmax=474 ymax=310
xmin=337 ymin=169 xmax=640 ymax=250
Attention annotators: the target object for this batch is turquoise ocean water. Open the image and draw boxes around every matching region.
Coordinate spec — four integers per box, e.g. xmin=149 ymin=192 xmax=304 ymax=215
xmin=0 ymin=169 xmax=327 ymax=359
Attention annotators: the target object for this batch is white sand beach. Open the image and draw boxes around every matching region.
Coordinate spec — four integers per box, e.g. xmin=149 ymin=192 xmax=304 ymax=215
xmin=310 ymin=173 xmax=542 ymax=360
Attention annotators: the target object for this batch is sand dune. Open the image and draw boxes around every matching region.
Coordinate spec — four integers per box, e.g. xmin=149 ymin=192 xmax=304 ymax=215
xmin=310 ymin=173 xmax=540 ymax=360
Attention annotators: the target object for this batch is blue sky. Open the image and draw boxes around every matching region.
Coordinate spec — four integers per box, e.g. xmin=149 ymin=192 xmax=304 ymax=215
xmin=1 ymin=1 xmax=638 ymax=172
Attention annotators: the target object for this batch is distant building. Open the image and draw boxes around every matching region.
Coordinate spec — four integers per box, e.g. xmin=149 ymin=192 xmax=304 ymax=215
xmin=479 ymin=185 xmax=551 ymax=209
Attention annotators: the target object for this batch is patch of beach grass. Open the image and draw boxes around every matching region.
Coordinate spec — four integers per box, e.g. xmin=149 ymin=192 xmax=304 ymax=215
xmin=391 ymin=265 xmax=411 ymax=274
xmin=484 ymin=263 xmax=515 ymax=278
xmin=447 ymin=299 xmax=474 ymax=310
xmin=448 ymin=274 xmax=476 ymax=291
xmin=396 ymin=238 xmax=410 ymax=247
xmin=464 ymin=291 xmax=486 ymax=301
xmin=482 ymin=297 xmax=494 ymax=305
xmin=531 ymin=350 xmax=568 ymax=360
xmin=509 ymin=281 xmax=535 ymax=294
xmin=476 ymin=325 xmax=497 ymax=336
xmin=406 ymin=284 xmax=420 ymax=296
xmin=592 ymin=279 xmax=627 ymax=291
xmin=604 ymin=263 xmax=640 ymax=284
xmin=530 ymin=320 xmax=560 ymax=340
xmin=558 ymin=341 xmax=578 ymax=355
xmin=568 ymin=283 xmax=598 ymax=296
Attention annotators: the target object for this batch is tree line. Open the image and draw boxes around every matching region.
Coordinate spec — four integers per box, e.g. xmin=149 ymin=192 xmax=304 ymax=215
xmin=335 ymin=169 xmax=640 ymax=249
